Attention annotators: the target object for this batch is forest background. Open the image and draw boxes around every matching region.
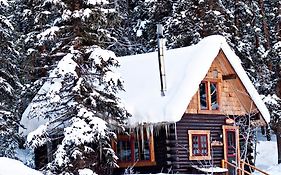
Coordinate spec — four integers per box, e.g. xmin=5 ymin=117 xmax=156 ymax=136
xmin=0 ymin=0 xmax=280 ymax=174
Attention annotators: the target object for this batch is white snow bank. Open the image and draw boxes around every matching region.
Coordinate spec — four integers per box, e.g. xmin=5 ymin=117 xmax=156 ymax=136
xmin=118 ymin=35 xmax=270 ymax=126
xmin=195 ymin=166 xmax=228 ymax=173
xmin=0 ymin=157 xmax=42 ymax=175
xmin=78 ymin=168 xmax=97 ymax=175
xmin=127 ymin=174 xmax=204 ymax=175
xmin=86 ymin=0 xmax=109 ymax=5
xmin=254 ymin=133 xmax=278 ymax=175
xmin=251 ymin=130 xmax=279 ymax=175
xmin=256 ymin=139 xmax=277 ymax=170
xmin=263 ymin=164 xmax=281 ymax=175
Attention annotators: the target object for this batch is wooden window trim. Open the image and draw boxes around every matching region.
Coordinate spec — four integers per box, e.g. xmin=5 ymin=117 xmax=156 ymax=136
xmin=198 ymin=80 xmax=221 ymax=113
xmin=113 ymin=131 xmax=156 ymax=168
xmin=188 ymin=130 xmax=211 ymax=160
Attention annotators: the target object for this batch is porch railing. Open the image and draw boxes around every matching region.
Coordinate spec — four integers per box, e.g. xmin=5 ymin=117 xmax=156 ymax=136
xmin=240 ymin=160 xmax=269 ymax=175
xmin=222 ymin=159 xmax=269 ymax=175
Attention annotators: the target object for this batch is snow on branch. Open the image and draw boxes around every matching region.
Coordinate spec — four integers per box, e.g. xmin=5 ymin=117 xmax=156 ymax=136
xmin=26 ymin=124 xmax=49 ymax=149
xmin=86 ymin=0 xmax=109 ymax=5
xmin=37 ymin=26 xmax=60 ymax=44
xmin=0 ymin=0 xmax=8 ymax=6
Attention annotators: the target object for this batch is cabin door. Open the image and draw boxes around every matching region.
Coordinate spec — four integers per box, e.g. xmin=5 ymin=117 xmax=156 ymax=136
xmin=223 ymin=125 xmax=240 ymax=175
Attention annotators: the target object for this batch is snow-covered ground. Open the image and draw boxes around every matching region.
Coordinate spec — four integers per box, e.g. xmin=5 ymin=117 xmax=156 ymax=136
xmin=254 ymin=132 xmax=279 ymax=175
xmin=0 ymin=157 xmax=42 ymax=175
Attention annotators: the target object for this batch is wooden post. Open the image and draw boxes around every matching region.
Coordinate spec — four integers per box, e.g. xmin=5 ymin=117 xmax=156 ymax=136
xmin=222 ymin=159 xmax=225 ymax=168
xmin=222 ymin=159 xmax=228 ymax=175
xmin=46 ymin=140 xmax=52 ymax=163
xmin=241 ymin=161 xmax=245 ymax=175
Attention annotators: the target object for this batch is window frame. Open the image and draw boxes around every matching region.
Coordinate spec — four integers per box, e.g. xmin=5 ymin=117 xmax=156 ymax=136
xmin=198 ymin=79 xmax=220 ymax=112
xmin=188 ymin=130 xmax=211 ymax=160
xmin=113 ymin=130 xmax=156 ymax=168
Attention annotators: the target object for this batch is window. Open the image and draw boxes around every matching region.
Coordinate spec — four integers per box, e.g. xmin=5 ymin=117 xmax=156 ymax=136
xmin=114 ymin=128 xmax=156 ymax=167
xmin=226 ymin=130 xmax=236 ymax=157
xmin=199 ymin=82 xmax=208 ymax=110
xmin=188 ymin=130 xmax=211 ymax=160
xmin=199 ymin=81 xmax=219 ymax=111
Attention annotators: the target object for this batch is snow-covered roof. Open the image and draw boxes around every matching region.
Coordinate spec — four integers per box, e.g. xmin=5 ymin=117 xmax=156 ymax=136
xmin=19 ymin=54 xmax=78 ymax=136
xmin=118 ymin=35 xmax=270 ymax=126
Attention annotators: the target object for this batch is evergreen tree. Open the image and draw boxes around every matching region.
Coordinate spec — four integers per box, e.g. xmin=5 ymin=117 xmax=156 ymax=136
xmin=19 ymin=0 xmax=129 ymax=174
xmin=0 ymin=0 xmax=21 ymax=158
xmin=260 ymin=0 xmax=281 ymax=163
xmin=26 ymin=48 xmax=128 ymax=174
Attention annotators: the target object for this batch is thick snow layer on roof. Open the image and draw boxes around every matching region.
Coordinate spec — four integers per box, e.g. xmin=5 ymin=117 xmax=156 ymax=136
xmin=19 ymin=53 xmax=77 ymax=136
xmin=118 ymin=35 xmax=270 ymax=126
xmin=0 ymin=157 xmax=42 ymax=175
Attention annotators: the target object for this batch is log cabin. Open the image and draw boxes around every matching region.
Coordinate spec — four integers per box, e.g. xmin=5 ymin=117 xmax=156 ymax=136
xmin=113 ymin=35 xmax=270 ymax=175
xmin=18 ymin=35 xmax=270 ymax=175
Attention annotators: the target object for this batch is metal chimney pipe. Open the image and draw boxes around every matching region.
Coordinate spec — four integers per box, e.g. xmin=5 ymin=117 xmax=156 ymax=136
xmin=156 ymin=24 xmax=167 ymax=96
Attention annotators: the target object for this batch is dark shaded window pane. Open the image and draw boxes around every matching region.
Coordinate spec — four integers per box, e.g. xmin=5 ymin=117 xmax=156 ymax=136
xmin=200 ymin=83 xmax=208 ymax=110
xmin=192 ymin=134 xmax=209 ymax=156
xmin=117 ymin=140 xmax=132 ymax=161
xmin=117 ymin=128 xmax=152 ymax=163
xmin=142 ymin=140 xmax=150 ymax=160
xmin=134 ymin=141 xmax=139 ymax=161
xmin=210 ymin=82 xmax=219 ymax=110
xmin=134 ymin=139 xmax=150 ymax=161
xmin=227 ymin=131 xmax=236 ymax=157
xmin=200 ymin=135 xmax=208 ymax=155
xmin=134 ymin=129 xmax=151 ymax=161
xmin=192 ymin=135 xmax=199 ymax=155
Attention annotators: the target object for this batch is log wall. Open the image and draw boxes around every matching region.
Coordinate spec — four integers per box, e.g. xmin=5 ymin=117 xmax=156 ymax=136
xmin=169 ymin=114 xmax=227 ymax=173
xmin=113 ymin=127 xmax=172 ymax=174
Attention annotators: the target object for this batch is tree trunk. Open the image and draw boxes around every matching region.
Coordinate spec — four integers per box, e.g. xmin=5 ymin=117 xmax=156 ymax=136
xmin=277 ymin=3 xmax=281 ymax=41
xmin=276 ymin=79 xmax=281 ymax=99
xmin=258 ymin=0 xmax=270 ymax=49
xmin=276 ymin=127 xmax=281 ymax=163
xmin=234 ymin=0 xmax=239 ymax=29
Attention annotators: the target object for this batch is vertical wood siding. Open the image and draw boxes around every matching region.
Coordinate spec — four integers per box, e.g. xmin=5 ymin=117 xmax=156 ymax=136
xmin=186 ymin=50 xmax=260 ymax=118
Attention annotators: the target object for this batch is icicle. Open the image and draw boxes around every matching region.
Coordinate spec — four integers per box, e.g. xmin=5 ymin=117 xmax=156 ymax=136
xmin=146 ymin=125 xmax=150 ymax=140
xmin=165 ymin=124 xmax=168 ymax=138
xmin=136 ymin=126 xmax=140 ymax=161
xmin=155 ymin=126 xmax=158 ymax=136
xmin=99 ymin=141 xmax=102 ymax=161
xmin=135 ymin=127 xmax=138 ymax=139
xmin=140 ymin=125 xmax=144 ymax=152
xmin=150 ymin=124 xmax=154 ymax=138
xmin=155 ymin=125 xmax=160 ymax=136
xmin=174 ymin=123 xmax=178 ymax=140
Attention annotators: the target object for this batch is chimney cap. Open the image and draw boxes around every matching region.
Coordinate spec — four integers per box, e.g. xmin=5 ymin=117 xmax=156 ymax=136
xmin=156 ymin=24 xmax=164 ymax=37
